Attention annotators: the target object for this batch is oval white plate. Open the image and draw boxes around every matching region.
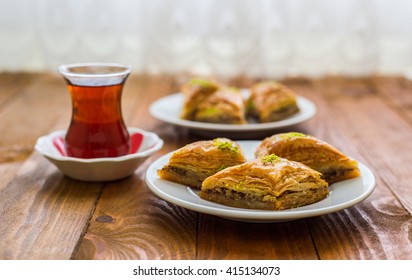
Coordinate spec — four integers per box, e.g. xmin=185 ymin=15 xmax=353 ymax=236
xmin=35 ymin=127 xmax=163 ymax=182
xmin=145 ymin=141 xmax=376 ymax=222
xmin=149 ymin=91 xmax=316 ymax=137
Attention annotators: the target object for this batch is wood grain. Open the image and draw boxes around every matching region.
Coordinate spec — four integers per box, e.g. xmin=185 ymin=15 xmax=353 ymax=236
xmin=371 ymin=76 xmax=412 ymax=124
xmin=0 ymin=73 xmax=34 ymax=162
xmin=0 ymin=73 xmax=70 ymax=163
xmin=0 ymin=73 xmax=39 ymax=109
xmin=1 ymin=73 xmax=412 ymax=260
xmin=74 ymin=169 xmax=197 ymax=260
xmin=194 ymin=77 xmax=319 ymax=260
xmin=197 ymin=216 xmax=318 ymax=260
xmin=286 ymin=77 xmax=412 ymax=259
xmin=0 ymin=73 xmax=101 ymax=259
xmin=0 ymin=153 xmax=102 ymax=259
xmin=74 ymin=75 xmax=198 ymax=260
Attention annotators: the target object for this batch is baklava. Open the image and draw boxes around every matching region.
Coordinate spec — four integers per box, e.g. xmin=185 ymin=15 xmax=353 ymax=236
xmin=200 ymin=154 xmax=329 ymax=210
xmin=193 ymin=87 xmax=246 ymax=124
xmin=180 ymin=78 xmax=220 ymax=121
xmin=246 ymin=81 xmax=300 ymax=122
xmin=255 ymin=132 xmax=361 ymax=184
xmin=158 ymin=138 xmax=246 ymax=188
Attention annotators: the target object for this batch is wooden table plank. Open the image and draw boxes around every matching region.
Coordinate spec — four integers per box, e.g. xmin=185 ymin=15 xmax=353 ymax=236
xmin=0 ymin=73 xmax=39 ymax=109
xmin=312 ymin=77 xmax=412 ymax=214
xmin=126 ymin=74 xmax=195 ymax=148
xmin=0 ymin=73 xmax=102 ymax=259
xmin=197 ymin=216 xmax=318 ymax=259
xmin=74 ymin=168 xmax=197 ymax=260
xmin=0 ymin=153 xmax=103 ymax=259
xmin=371 ymin=76 xmax=412 ymax=124
xmin=0 ymin=72 xmax=35 ymax=163
xmin=285 ymin=77 xmax=412 ymax=259
xmin=1 ymin=73 xmax=411 ymax=260
xmin=0 ymin=74 xmax=70 ymax=163
xmin=74 ymin=75 xmax=198 ymax=260
xmin=193 ymin=77 xmax=319 ymax=260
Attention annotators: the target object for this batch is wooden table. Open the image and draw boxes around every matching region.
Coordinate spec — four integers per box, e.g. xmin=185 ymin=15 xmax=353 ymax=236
xmin=1 ymin=73 xmax=411 ymax=260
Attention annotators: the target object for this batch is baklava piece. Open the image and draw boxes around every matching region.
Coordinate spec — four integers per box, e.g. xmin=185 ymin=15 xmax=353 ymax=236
xmin=180 ymin=78 xmax=220 ymax=120
xmin=255 ymin=132 xmax=361 ymax=184
xmin=193 ymin=87 xmax=246 ymax=124
xmin=158 ymin=138 xmax=246 ymax=188
xmin=200 ymin=154 xmax=329 ymax=210
xmin=246 ymin=81 xmax=300 ymax=122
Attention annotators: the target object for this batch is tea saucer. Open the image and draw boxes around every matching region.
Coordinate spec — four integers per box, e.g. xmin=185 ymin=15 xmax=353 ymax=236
xmin=35 ymin=127 xmax=163 ymax=182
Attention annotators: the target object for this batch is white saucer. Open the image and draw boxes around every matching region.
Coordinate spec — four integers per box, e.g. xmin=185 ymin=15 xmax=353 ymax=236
xmin=35 ymin=127 xmax=163 ymax=182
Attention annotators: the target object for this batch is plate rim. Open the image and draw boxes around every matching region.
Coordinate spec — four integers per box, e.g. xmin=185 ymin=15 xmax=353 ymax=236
xmin=145 ymin=141 xmax=376 ymax=222
xmin=149 ymin=91 xmax=317 ymax=132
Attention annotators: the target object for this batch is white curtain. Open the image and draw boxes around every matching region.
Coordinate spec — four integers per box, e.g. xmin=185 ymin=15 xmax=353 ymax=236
xmin=1 ymin=0 xmax=412 ymax=78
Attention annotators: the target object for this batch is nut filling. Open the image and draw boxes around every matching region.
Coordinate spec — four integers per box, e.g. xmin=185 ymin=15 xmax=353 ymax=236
xmin=199 ymin=186 xmax=329 ymax=210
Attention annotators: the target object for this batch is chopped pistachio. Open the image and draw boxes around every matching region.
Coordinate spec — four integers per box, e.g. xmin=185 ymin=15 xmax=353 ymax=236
xmin=216 ymin=164 xmax=228 ymax=172
xmin=261 ymin=154 xmax=281 ymax=164
xmin=227 ymin=86 xmax=239 ymax=92
xmin=212 ymin=138 xmax=239 ymax=155
xmin=279 ymin=132 xmax=307 ymax=140
xmin=258 ymin=80 xmax=280 ymax=86
xmin=189 ymin=78 xmax=216 ymax=88
xmin=245 ymin=100 xmax=254 ymax=111
xmin=233 ymin=180 xmax=244 ymax=191
xmin=200 ymin=107 xmax=220 ymax=117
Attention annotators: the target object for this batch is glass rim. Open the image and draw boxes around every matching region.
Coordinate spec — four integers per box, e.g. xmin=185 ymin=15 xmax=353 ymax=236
xmin=58 ymin=62 xmax=132 ymax=78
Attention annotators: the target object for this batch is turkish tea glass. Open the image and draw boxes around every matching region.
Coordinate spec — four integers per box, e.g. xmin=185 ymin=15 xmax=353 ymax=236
xmin=59 ymin=63 xmax=131 ymax=159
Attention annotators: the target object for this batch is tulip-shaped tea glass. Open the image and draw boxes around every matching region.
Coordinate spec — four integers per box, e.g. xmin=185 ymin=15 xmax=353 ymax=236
xmin=59 ymin=63 xmax=131 ymax=159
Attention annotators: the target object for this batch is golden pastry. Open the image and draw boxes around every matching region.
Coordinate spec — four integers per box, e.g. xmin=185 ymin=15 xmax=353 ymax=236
xmin=247 ymin=81 xmax=299 ymax=122
xmin=200 ymin=154 xmax=329 ymax=210
xmin=158 ymin=138 xmax=246 ymax=188
xmin=180 ymin=78 xmax=220 ymax=121
xmin=193 ymin=87 xmax=246 ymax=124
xmin=255 ymin=132 xmax=361 ymax=184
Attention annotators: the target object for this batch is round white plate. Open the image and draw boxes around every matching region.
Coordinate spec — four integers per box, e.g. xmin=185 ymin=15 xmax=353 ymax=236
xmin=145 ymin=141 xmax=376 ymax=222
xmin=149 ymin=91 xmax=316 ymax=137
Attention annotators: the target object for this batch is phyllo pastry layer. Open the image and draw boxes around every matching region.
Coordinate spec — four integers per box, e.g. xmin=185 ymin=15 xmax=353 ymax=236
xmin=200 ymin=154 xmax=329 ymax=210
xmin=193 ymin=87 xmax=246 ymax=124
xmin=180 ymin=78 xmax=220 ymax=121
xmin=247 ymin=81 xmax=299 ymax=122
xmin=255 ymin=132 xmax=361 ymax=184
xmin=158 ymin=138 xmax=246 ymax=188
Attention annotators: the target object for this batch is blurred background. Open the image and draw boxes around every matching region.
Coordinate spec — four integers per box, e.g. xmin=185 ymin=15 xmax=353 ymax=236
xmin=1 ymin=0 xmax=412 ymax=78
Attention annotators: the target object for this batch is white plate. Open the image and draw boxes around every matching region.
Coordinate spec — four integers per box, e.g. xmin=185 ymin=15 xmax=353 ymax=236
xmin=149 ymin=91 xmax=316 ymax=138
xmin=145 ymin=141 xmax=376 ymax=222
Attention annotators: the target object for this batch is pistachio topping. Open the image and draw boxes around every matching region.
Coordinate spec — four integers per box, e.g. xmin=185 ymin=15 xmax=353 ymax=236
xmin=212 ymin=138 xmax=239 ymax=155
xmin=279 ymin=132 xmax=307 ymax=140
xmin=227 ymin=86 xmax=239 ymax=92
xmin=188 ymin=78 xmax=216 ymax=88
xmin=216 ymin=164 xmax=228 ymax=172
xmin=261 ymin=154 xmax=281 ymax=164
xmin=245 ymin=100 xmax=254 ymax=111
xmin=201 ymin=107 xmax=220 ymax=117
xmin=257 ymin=80 xmax=280 ymax=87
xmin=233 ymin=180 xmax=245 ymax=191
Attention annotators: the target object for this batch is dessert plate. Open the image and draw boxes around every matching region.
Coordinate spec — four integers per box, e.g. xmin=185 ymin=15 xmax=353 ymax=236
xmin=145 ymin=141 xmax=376 ymax=222
xmin=149 ymin=91 xmax=316 ymax=138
